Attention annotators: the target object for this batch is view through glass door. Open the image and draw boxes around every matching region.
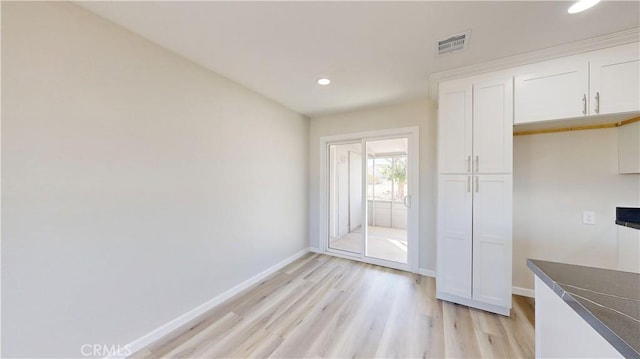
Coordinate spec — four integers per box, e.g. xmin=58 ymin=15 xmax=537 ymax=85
xmin=365 ymin=138 xmax=409 ymax=264
xmin=326 ymin=131 xmax=416 ymax=271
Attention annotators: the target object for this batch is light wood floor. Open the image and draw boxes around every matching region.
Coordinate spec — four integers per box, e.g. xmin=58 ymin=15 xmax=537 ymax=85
xmin=134 ymin=253 xmax=535 ymax=358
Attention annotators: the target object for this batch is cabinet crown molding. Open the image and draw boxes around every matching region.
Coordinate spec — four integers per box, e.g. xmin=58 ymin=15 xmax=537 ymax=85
xmin=428 ymin=27 xmax=640 ymax=101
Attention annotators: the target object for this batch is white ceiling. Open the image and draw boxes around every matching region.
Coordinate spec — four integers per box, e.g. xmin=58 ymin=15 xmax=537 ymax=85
xmin=78 ymin=1 xmax=640 ymax=117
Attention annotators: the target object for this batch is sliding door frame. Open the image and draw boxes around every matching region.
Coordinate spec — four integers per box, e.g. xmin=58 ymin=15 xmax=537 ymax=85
xmin=319 ymin=126 xmax=419 ymax=273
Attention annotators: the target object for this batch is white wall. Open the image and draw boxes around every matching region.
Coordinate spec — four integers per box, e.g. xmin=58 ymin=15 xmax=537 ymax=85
xmin=513 ymin=127 xmax=640 ymax=291
xmin=1 ymin=2 xmax=308 ymax=357
xmin=309 ymin=99 xmax=437 ymax=271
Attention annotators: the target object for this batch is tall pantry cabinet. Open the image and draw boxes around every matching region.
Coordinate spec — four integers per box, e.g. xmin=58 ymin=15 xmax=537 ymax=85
xmin=437 ymin=76 xmax=513 ymax=316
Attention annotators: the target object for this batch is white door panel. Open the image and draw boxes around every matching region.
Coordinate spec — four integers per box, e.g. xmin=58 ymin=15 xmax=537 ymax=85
xmin=472 ymin=175 xmax=512 ymax=308
xmin=437 ymin=175 xmax=473 ymax=298
xmin=590 ymin=43 xmax=640 ymax=115
xmin=473 ymin=78 xmax=513 ymax=174
xmin=515 ymin=59 xmax=589 ymax=124
xmin=439 ymin=82 xmax=472 ymax=173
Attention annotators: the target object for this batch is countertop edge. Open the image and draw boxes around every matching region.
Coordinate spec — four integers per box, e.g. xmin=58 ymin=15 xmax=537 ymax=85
xmin=527 ymin=259 xmax=640 ymax=359
xmin=615 ymin=220 xmax=640 ymax=230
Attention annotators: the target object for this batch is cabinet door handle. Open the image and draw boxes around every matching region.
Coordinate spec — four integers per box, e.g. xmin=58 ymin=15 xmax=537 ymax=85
xmin=595 ymin=92 xmax=600 ymax=114
xmin=467 ymin=176 xmax=471 ymax=192
xmin=582 ymin=94 xmax=587 ymax=115
xmin=475 ymin=176 xmax=479 ymax=193
xmin=403 ymin=195 xmax=411 ymax=208
xmin=475 ymin=155 xmax=479 ymax=172
xmin=467 ymin=155 xmax=471 ymax=173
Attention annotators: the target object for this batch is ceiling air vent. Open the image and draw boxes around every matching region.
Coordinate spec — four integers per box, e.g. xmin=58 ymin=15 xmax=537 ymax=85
xmin=437 ymin=30 xmax=471 ymax=55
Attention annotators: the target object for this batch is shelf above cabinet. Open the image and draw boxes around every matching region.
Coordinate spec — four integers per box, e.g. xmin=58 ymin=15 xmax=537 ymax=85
xmin=513 ymin=112 xmax=640 ymax=136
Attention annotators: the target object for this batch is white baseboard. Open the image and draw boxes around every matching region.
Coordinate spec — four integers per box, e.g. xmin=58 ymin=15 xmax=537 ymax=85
xmin=309 ymin=247 xmax=321 ymax=253
xmin=418 ymin=268 xmax=436 ymax=277
xmin=113 ymin=248 xmax=311 ymax=359
xmin=513 ymin=286 xmax=535 ymax=298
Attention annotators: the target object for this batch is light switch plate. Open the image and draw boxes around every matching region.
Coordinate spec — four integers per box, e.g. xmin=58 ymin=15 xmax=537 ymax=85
xmin=583 ymin=211 xmax=595 ymax=225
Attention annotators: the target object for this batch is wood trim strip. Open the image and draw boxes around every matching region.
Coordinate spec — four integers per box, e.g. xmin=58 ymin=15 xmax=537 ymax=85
xmin=619 ymin=116 xmax=640 ymax=126
xmin=514 ymin=116 xmax=640 ymax=136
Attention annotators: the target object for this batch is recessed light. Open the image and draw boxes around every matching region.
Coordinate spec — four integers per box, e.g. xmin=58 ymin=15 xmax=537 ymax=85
xmin=317 ymin=78 xmax=331 ymax=86
xmin=568 ymin=0 xmax=600 ymax=14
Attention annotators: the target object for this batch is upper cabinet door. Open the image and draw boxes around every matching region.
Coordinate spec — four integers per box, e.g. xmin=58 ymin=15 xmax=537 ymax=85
xmin=590 ymin=43 xmax=640 ymax=116
xmin=514 ymin=58 xmax=589 ymax=124
xmin=439 ymin=81 xmax=472 ymax=174
xmin=473 ymin=78 xmax=513 ymax=174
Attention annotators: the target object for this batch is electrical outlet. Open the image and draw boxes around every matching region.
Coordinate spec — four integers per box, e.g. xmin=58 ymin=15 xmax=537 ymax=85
xmin=583 ymin=211 xmax=595 ymax=225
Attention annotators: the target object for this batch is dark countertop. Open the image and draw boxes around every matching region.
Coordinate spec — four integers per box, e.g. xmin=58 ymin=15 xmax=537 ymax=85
xmin=528 ymin=259 xmax=640 ymax=359
xmin=617 ymin=207 xmax=640 ymax=230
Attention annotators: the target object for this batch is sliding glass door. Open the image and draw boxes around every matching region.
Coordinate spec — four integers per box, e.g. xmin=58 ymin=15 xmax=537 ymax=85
xmin=323 ymin=128 xmax=418 ymax=272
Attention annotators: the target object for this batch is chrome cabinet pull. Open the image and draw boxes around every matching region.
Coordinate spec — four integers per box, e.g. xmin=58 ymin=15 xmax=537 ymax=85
xmin=582 ymin=94 xmax=587 ymax=115
xmin=595 ymin=92 xmax=600 ymax=114
xmin=475 ymin=155 xmax=479 ymax=172
xmin=475 ymin=176 xmax=479 ymax=193
xmin=467 ymin=176 xmax=471 ymax=192
xmin=467 ymin=155 xmax=471 ymax=173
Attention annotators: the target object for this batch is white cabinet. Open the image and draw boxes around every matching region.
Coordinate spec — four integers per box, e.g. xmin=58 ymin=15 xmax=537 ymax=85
xmin=619 ymin=120 xmax=640 ymax=174
xmin=515 ymin=42 xmax=640 ymax=125
xmin=617 ymin=225 xmax=640 ymax=273
xmin=590 ymin=43 xmax=640 ymax=115
xmin=515 ymin=58 xmax=589 ymax=124
xmin=472 ymin=175 xmax=513 ymax=308
xmin=439 ymin=78 xmax=513 ymax=174
xmin=438 ymin=82 xmax=472 ymax=174
xmin=437 ymin=75 xmax=513 ymax=316
xmin=437 ymin=174 xmax=512 ymax=314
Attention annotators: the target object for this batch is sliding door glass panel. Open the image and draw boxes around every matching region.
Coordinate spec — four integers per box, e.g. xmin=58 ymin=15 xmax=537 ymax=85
xmin=365 ymin=138 xmax=408 ymax=263
xmin=328 ymin=143 xmax=363 ymax=254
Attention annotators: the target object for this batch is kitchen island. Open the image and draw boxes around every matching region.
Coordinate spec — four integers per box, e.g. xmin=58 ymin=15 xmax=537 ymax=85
xmin=528 ymin=259 xmax=640 ymax=359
